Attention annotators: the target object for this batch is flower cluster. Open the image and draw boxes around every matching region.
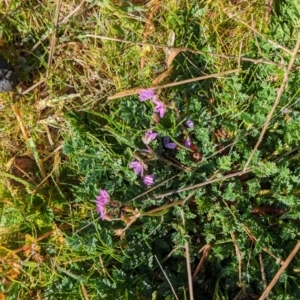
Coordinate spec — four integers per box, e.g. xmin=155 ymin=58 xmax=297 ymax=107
xmin=138 ymin=88 xmax=166 ymax=119
xmin=130 ymin=90 xmax=196 ymax=187
xmin=95 ymin=189 xmax=110 ymax=220
xmin=95 ymin=90 xmax=195 ymax=219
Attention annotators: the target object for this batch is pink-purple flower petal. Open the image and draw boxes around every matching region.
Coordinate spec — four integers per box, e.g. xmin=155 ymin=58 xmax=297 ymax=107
xmin=129 ymin=161 xmax=144 ymax=176
xmin=184 ymin=138 xmax=191 ymax=148
xmin=95 ymin=189 xmax=110 ymax=220
xmin=186 ymin=119 xmax=194 ymax=128
xmin=152 ymin=98 xmax=166 ymax=118
xmin=143 ymin=130 xmax=158 ymax=145
xmin=138 ymin=89 xmax=155 ymax=101
xmin=164 ymin=136 xmax=177 ymax=149
xmin=143 ymin=174 xmax=154 ymax=186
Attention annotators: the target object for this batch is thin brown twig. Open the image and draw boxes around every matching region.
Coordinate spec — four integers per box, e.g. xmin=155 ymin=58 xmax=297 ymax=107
xmin=259 ymin=253 xmax=268 ymax=293
xmin=43 ymin=123 xmax=54 ymax=146
xmin=192 ymin=244 xmax=212 ymax=279
xmin=259 ymin=240 xmax=300 ymax=300
xmin=244 ymin=34 xmax=300 ymax=170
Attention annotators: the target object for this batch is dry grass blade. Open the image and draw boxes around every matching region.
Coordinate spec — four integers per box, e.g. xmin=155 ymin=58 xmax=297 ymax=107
xmin=46 ymin=0 xmax=62 ymax=78
xmin=60 ymin=0 xmax=85 ymax=25
xmin=259 ymin=240 xmax=300 ymax=300
xmin=166 ymin=47 xmax=188 ymax=69
xmin=21 ymin=78 xmax=46 ymax=96
xmin=244 ymin=34 xmax=300 ymax=170
xmin=265 ymin=0 xmax=274 ymax=24
xmin=108 ymin=69 xmax=241 ymax=100
xmin=231 ymin=232 xmax=242 ymax=284
xmin=228 ymin=15 xmax=293 ymax=55
xmin=80 ymin=282 xmax=89 ymax=300
xmin=38 ymin=157 xmax=49 ymax=186
xmin=84 ymin=34 xmax=172 ymax=50
xmin=154 ymin=255 xmax=179 ymax=300
xmin=152 ymin=68 xmax=173 ymax=85
xmin=12 ymin=103 xmax=29 ymax=142
xmin=43 ymin=123 xmax=54 ymax=146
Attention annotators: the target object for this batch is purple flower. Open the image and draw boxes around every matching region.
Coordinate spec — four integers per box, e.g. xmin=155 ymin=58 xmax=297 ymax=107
xmin=152 ymin=98 xmax=166 ymax=118
xmin=186 ymin=119 xmax=194 ymax=128
xmin=95 ymin=189 xmax=110 ymax=220
xmin=138 ymin=89 xmax=155 ymax=101
xmin=184 ymin=138 xmax=191 ymax=148
xmin=164 ymin=136 xmax=177 ymax=149
xmin=129 ymin=160 xmax=144 ymax=176
xmin=143 ymin=174 xmax=154 ymax=186
xmin=143 ymin=130 xmax=158 ymax=145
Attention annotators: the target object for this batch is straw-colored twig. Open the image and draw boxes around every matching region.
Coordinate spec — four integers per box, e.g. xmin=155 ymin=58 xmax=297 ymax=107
xmin=21 ymin=78 xmax=46 ymax=96
xmin=259 ymin=253 xmax=268 ymax=292
xmin=231 ymin=232 xmax=243 ymax=289
xmin=43 ymin=123 xmax=54 ymax=146
xmin=259 ymin=240 xmax=300 ymax=300
xmin=108 ymin=68 xmax=241 ymax=100
xmin=84 ymin=34 xmax=176 ymax=50
xmin=180 ymin=192 xmax=196 ymax=300
xmin=154 ymin=168 xmax=252 ymax=199
xmin=244 ymin=34 xmax=300 ymax=170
